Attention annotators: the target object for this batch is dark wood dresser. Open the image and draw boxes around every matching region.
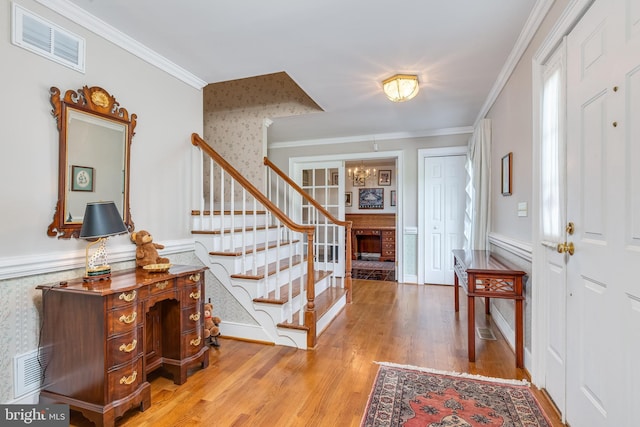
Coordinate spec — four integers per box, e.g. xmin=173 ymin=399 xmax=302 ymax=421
xmin=37 ymin=265 xmax=209 ymax=427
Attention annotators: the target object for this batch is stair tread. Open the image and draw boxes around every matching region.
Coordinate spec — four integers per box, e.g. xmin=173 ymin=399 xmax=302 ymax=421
xmin=253 ymin=270 xmax=333 ymax=305
xmin=230 ymin=255 xmax=306 ymax=280
xmin=277 ymin=283 xmax=347 ymax=330
xmin=209 ymin=239 xmax=300 ymax=257
xmin=192 ymin=224 xmax=277 ymax=235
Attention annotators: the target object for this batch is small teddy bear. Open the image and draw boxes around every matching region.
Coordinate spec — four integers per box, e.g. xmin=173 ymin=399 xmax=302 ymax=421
xmin=204 ymin=302 xmax=221 ymax=347
xmin=130 ymin=230 xmax=170 ymax=268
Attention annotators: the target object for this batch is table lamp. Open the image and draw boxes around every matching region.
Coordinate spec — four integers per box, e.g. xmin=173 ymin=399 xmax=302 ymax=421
xmin=79 ymin=201 xmax=128 ymax=281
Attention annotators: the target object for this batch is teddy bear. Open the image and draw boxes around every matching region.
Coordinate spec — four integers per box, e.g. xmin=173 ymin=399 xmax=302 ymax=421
xmin=204 ymin=302 xmax=221 ymax=347
xmin=130 ymin=230 xmax=170 ymax=268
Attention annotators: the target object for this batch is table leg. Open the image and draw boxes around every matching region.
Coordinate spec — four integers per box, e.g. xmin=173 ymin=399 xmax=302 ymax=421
xmin=454 ymin=273 xmax=460 ymax=312
xmin=515 ymin=298 xmax=524 ymax=368
xmin=485 ymin=297 xmax=491 ymax=315
xmin=468 ymin=294 xmax=475 ymax=362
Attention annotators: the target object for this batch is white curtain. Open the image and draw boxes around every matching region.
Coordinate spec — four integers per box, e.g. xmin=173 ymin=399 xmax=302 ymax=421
xmin=464 ymin=119 xmax=491 ymax=250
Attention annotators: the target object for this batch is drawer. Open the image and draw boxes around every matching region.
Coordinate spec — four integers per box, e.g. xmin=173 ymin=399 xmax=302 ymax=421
xmin=181 ymin=283 xmax=202 ymax=307
xmin=177 ymin=272 xmax=203 ymax=288
xmin=149 ymin=278 xmax=175 ymax=296
xmin=382 ymin=230 xmax=394 ymax=237
xmin=383 ymin=243 xmax=395 ymax=250
xmin=107 ymin=355 xmax=144 ymax=401
xmin=108 ymin=327 xmax=143 ymax=368
xmin=181 ymin=306 xmax=203 ymax=331
xmin=108 ymin=303 xmax=142 ymax=336
xmin=181 ymin=329 xmax=204 ymax=358
xmin=107 ymin=288 xmax=141 ymax=310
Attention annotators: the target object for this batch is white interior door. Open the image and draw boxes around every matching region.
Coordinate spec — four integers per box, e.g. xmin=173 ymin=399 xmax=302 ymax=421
xmin=424 ymin=155 xmax=466 ymax=285
xmin=565 ymin=0 xmax=640 ymax=425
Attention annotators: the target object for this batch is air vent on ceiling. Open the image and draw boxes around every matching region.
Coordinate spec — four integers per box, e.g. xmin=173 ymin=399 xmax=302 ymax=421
xmin=11 ymin=3 xmax=85 ymax=73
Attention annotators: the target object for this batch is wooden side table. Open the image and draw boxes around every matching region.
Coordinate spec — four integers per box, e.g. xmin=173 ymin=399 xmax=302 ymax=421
xmin=452 ymin=250 xmax=526 ymax=368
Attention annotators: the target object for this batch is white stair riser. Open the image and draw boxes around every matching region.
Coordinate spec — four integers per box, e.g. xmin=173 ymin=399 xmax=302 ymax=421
xmin=192 ymin=214 xmax=268 ymax=230
xmin=208 ymin=245 xmax=302 ymax=274
xmin=201 ymin=229 xmax=301 ymax=251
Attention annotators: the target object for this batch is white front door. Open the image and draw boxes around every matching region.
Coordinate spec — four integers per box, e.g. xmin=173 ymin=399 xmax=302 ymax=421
xmin=424 ymin=155 xmax=466 ymax=285
xmin=539 ymin=39 xmax=568 ymax=416
xmin=565 ymin=0 xmax=640 ymax=425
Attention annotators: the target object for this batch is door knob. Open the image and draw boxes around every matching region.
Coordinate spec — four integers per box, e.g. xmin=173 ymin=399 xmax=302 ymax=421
xmin=557 ymin=242 xmax=575 ymax=255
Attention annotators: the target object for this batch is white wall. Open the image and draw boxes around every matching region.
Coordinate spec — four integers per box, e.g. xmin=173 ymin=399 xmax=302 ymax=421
xmin=0 ymin=0 xmax=203 ymax=403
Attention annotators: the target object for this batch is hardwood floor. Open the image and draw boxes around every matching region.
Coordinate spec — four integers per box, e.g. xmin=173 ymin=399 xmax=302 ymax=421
xmin=70 ymin=280 xmax=564 ymax=426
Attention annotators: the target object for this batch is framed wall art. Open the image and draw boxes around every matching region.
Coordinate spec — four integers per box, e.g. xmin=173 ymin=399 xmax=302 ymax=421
xmin=345 ymin=192 xmax=352 ymax=207
xmin=359 ymin=188 xmax=384 ymax=209
xmin=331 ymin=171 xmax=339 ymax=186
xmin=390 ymin=190 xmax=396 ymax=206
xmin=378 ymin=170 xmax=391 ymax=186
xmin=71 ymin=165 xmax=94 ymax=192
xmin=501 ymin=152 xmax=512 ymax=196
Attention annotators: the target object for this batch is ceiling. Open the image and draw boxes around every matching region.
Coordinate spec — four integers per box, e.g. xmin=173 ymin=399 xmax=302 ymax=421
xmin=65 ymin=0 xmax=538 ymax=144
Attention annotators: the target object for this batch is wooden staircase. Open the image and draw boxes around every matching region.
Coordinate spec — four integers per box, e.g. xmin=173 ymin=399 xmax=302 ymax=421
xmin=190 ymin=134 xmax=352 ymax=349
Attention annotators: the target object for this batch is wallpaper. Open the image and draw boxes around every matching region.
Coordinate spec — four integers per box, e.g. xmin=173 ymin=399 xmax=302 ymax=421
xmin=203 ymin=72 xmax=321 ymax=197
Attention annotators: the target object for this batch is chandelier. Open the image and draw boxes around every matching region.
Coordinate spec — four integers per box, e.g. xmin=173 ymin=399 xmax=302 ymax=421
xmin=348 ymin=162 xmax=377 ymax=182
xmin=382 ymin=74 xmax=419 ymax=102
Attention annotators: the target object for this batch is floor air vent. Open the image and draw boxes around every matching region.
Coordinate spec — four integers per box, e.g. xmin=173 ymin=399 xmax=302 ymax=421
xmin=476 ymin=327 xmax=497 ymax=340
xmin=13 ymin=347 xmax=50 ymax=399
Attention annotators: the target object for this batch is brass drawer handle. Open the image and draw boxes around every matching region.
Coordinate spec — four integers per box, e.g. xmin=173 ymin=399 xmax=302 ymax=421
xmin=119 ymin=339 xmax=137 ymax=353
xmin=119 ymin=370 xmax=137 ymax=385
xmin=190 ymin=336 xmax=202 ymax=346
xmin=118 ymin=290 xmax=136 ymax=302
xmin=189 ymin=290 xmax=201 ymax=300
xmin=155 ymin=280 xmax=169 ymax=290
xmin=189 ymin=273 xmax=201 ymax=282
xmin=119 ymin=311 xmax=137 ymax=324
xmin=189 ymin=312 xmax=201 ymax=321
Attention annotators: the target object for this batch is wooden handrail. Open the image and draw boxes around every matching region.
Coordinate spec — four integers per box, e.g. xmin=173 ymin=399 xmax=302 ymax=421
xmin=264 ymin=156 xmax=352 ymax=304
xmin=191 ymin=133 xmax=315 ymax=235
xmin=264 ymin=157 xmax=352 ymax=228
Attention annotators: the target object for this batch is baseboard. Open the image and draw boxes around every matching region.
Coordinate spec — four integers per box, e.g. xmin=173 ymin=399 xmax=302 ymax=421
xmin=490 ymin=300 xmax=532 ymax=370
xmin=402 ymin=274 xmax=418 ymax=284
xmin=218 ymin=321 xmax=275 ymax=345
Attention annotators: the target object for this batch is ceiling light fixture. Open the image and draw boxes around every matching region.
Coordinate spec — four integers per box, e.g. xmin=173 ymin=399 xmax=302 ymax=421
xmin=382 ymin=74 xmax=419 ymax=102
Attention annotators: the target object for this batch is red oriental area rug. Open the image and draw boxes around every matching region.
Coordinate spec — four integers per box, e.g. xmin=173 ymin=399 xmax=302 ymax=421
xmin=360 ymin=363 xmax=552 ymax=427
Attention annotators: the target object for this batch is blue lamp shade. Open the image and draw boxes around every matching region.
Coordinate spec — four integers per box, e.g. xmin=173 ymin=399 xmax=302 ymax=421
xmin=79 ymin=201 xmax=128 ymax=239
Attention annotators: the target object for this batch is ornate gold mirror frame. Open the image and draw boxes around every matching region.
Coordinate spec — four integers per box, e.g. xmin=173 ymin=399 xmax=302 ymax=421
xmin=47 ymin=86 xmax=135 ymax=238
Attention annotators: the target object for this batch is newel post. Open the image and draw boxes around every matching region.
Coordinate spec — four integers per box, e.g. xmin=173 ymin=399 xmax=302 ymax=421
xmin=305 ymin=229 xmax=317 ymax=348
xmin=345 ymin=222 xmax=352 ymax=303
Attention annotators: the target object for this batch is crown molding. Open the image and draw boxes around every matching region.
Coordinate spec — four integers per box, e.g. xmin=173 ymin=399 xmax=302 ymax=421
xmin=269 ymin=126 xmax=473 ymax=150
xmin=35 ymin=0 xmax=207 ymax=89
xmin=474 ymin=0 xmax=555 ymax=127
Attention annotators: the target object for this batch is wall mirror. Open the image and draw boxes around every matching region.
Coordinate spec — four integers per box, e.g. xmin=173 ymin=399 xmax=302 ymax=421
xmin=47 ymin=86 xmax=135 ymax=238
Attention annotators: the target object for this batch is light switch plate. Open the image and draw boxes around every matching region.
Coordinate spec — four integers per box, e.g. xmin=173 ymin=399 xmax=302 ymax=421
xmin=518 ymin=202 xmax=528 ymax=217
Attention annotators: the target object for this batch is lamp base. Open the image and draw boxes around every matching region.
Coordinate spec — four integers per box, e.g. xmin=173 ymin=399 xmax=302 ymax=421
xmin=84 ymin=266 xmax=112 ymax=282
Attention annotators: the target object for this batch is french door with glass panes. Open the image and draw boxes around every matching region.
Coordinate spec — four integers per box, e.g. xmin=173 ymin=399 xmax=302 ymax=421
xmin=293 ymin=161 xmax=345 ymax=278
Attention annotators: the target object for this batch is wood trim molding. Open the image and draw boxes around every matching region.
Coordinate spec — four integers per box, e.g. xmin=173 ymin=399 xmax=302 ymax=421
xmin=488 ymin=232 xmax=532 ymax=262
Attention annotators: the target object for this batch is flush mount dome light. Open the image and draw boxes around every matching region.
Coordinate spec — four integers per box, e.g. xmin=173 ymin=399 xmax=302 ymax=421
xmin=382 ymin=74 xmax=419 ymax=102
